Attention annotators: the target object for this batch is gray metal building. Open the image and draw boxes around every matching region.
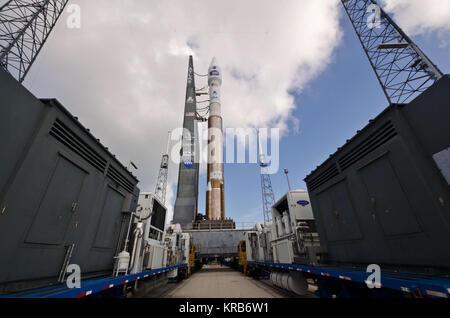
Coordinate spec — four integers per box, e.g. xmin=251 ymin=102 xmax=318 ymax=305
xmin=0 ymin=68 xmax=139 ymax=293
xmin=305 ymin=75 xmax=450 ymax=271
xmin=188 ymin=229 xmax=247 ymax=259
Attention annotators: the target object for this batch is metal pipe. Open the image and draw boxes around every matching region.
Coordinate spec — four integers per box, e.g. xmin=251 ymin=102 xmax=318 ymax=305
xmin=128 ymin=224 xmax=144 ymax=271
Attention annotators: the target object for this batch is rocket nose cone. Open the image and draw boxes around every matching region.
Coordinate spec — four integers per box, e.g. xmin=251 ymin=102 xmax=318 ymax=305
xmin=209 ymin=57 xmax=220 ymax=71
xmin=208 ymin=56 xmax=222 ymax=84
xmin=210 ymin=57 xmax=218 ymax=67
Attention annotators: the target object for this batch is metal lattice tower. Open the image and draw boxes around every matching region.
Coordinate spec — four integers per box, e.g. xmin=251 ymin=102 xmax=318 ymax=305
xmin=258 ymin=131 xmax=275 ymax=224
xmin=260 ymin=164 xmax=275 ymax=224
xmin=0 ymin=0 xmax=69 ymax=83
xmin=154 ymin=131 xmax=171 ymax=205
xmin=341 ymin=0 xmax=443 ymax=104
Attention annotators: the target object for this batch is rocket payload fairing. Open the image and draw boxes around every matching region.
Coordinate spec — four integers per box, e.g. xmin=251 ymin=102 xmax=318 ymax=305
xmin=206 ymin=57 xmax=225 ymax=220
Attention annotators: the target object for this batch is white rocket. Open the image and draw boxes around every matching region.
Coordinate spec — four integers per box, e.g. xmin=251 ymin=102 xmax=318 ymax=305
xmin=206 ymin=57 xmax=225 ymax=220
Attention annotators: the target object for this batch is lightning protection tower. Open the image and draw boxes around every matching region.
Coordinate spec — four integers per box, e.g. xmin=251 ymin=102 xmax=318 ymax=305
xmin=0 ymin=0 xmax=69 ymax=83
xmin=341 ymin=0 xmax=443 ymax=104
xmin=258 ymin=130 xmax=275 ymax=224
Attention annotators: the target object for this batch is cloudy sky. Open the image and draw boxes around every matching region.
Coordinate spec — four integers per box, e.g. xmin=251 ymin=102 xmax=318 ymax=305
xmin=17 ymin=0 xmax=450 ymax=225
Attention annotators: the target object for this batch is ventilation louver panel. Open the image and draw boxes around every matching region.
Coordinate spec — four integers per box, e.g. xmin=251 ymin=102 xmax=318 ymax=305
xmin=106 ymin=165 xmax=134 ymax=193
xmin=50 ymin=119 xmax=107 ymax=173
xmin=338 ymin=121 xmax=397 ymax=171
xmin=307 ymin=163 xmax=339 ymax=192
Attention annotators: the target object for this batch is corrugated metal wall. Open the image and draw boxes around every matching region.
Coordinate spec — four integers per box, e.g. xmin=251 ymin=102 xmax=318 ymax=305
xmin=305 ymin=75 xmax=450 ymax=270
xmin=0 ymin=68 xmax=139 ymax=293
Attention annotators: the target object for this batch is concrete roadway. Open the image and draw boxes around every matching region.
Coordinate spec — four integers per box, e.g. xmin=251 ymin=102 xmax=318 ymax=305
xmin=161 ymin=265 xmax=301 ymax=298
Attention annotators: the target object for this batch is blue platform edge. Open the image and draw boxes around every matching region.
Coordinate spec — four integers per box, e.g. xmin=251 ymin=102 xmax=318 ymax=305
xmin=1 ymin=264 xmax=187 ymax=298
xmin=248 ymin=261 xmax=450 ymax=298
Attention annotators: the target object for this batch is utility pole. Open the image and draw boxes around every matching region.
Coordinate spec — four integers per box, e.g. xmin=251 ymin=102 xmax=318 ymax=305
xmin=0 ymin=0 xmax=69 ymax=83
xmin=284 ymin=168 xmax=292 ymax=191
xmin=341 ymin=0 xmax=443 ymax=104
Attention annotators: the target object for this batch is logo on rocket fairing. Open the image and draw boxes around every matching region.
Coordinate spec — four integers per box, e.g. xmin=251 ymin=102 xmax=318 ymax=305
xmin=183 ymin=158 xmax=193 ymax=168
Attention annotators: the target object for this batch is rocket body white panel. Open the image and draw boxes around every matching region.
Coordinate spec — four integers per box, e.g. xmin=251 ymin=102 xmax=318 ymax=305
xmin=206 ymin=57 xmax=225 ymax=221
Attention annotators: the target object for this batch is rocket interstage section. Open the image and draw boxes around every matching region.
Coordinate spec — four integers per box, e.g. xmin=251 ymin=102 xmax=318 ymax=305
xmin=206 ymin=57 xmax=225 ymax=221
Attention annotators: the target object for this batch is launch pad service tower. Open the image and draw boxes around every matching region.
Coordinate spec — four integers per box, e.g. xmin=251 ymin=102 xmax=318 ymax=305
xmin=206 ymin=57 xmax=225 ymax=221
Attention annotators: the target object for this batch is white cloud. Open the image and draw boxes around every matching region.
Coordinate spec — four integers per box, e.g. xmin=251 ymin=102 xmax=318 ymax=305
xmin=380 ymin=0 xmax=450 ymax=35
xmin=24 ymin=0 xmax=343 ymax=199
